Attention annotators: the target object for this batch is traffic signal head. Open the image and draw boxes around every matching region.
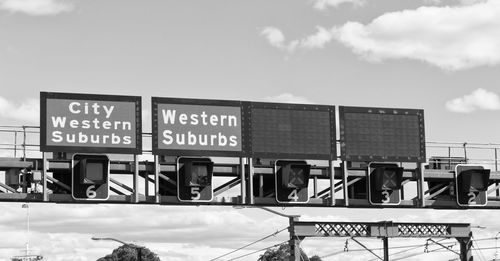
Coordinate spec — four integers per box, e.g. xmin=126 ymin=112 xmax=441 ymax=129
xmin=371 ymin=164 xmax=404 ymax=191
xmin=457 ymin=168 xmax=490 ymax=192
xmin=455 ymin=164 xmax=490 ymax=207
xmin=181 ymin=158 xmax=214 ymax=187
xmin=76 ymin=157 xmax=108 ymax=185
xmin=277 ymin=161 xmax=311 ymax=189
xmin=72 ymin=154 xmax=110 ymax=200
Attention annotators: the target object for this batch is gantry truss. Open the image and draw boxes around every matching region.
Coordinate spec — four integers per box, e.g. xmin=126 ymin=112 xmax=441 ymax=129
xmin=289 ymin=221 xmax=473 ymax=261
xmin=0 ymin=155 xmax=500 ymax=210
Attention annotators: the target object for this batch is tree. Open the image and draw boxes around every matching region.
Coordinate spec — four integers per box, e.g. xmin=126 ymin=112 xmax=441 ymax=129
xmin=258 ymin=243 xmax=322 ymax=261
xmin=96 ymin=244 xmax=161 ymax=261
xmin=309 ymin=255 xmax=323 ymax=261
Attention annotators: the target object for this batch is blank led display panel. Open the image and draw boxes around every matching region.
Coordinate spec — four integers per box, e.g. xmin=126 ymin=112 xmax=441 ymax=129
xmin=339 ymin=106 xmax=425 ymax=162
xmin=250 ymin=103 xmax=336 ymax=160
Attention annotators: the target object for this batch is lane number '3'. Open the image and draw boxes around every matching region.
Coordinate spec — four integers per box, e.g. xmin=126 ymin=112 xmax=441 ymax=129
xmin=381 ymin=190 xmax=390 ymax=204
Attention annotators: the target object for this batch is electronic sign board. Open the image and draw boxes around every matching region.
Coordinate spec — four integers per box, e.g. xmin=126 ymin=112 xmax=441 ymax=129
xmin=152 ymin=97 xmax=244 ymax=156
xmin=249 ymin=103 xmax=336 ymax=160
xmin=339 ymin=106 xmax=425 ymax=162
xmin=40 ymin=92 xmax=142 ymax=154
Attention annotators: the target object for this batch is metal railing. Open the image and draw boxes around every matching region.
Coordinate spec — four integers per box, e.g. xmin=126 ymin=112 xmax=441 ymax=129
xmin=0 ymin=126 xmax=499 ymax=169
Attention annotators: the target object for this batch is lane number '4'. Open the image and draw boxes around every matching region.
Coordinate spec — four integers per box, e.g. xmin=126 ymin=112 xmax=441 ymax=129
xmin=191 ymin=187 xmax=201 ymax=200
xmin=288 ymin=189 xmax=299 ymax=201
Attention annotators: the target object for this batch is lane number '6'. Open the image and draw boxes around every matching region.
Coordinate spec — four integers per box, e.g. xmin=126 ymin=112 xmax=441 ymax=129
xmin=86 ymin=185 xmax=97 ymax=199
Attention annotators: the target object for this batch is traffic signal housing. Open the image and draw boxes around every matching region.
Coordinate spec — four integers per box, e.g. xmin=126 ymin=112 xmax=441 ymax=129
xmin=177 ymin=157 xmax=214 ymax=202
xmin=72 ymin=154 xmax=109 ymax=200
xmin=368 ymin=163 xmax=404 ymax=205
xmin=455 ymin=164 xmax=490 ymax=207
xmin=275 ymin=160 xmax=311 ymax=204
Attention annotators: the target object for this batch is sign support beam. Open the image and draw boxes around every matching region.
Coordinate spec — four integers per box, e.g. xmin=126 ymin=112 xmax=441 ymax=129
xmin=42 ymin=152 xmax=48 ymax=202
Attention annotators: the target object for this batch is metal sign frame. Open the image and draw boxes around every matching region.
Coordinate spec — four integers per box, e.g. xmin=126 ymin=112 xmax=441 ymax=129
xmin=248 ymin=102 xmax=336 ymax=160
xmin=40 ymin=92 xmax=142 ymax=154
xmin=455 ymin=164 xmax=489 ymax=207
xmin=339 ymin=106 xmax=426 ymax=163
xmin=71 ymin=153 xmax=110 ymax=201
xmin=152 ymin=97 xmax=246 ymax=157
xmin=274 ymin=160 xmax=310 ymax=204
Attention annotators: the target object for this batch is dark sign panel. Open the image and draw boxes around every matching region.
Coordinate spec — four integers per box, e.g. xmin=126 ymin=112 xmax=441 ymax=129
xmin=339 ymin=106 xmax=425 ymax=162
xmin=249 ymin=103 xmax=336 ymax=160
xmin=40 ymin=92 xmax=142 ymax=154
xmin=152 ymin=97 xmax=243 ymax=156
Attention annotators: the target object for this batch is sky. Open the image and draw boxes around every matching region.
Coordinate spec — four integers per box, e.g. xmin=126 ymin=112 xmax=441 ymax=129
xmin=1 ymin=0 xmax=500 ymax=260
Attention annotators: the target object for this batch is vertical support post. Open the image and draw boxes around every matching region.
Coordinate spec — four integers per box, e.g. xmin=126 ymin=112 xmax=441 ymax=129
xmin=495 ymin=148 xmax=499 ymax=197
xmin=383 ymin=237 xmax=389 ymax=261
xmin=458 ymin=232 xmax=473 ymax=261
xmin=418 ymin=163 xmax=426 ymax=207
xmin=240 ymin=157 xmax=246 ymax=204
xmin=22 ymin=126 xmax=27 ymax=160
xmin=259 ymin=174 xmax=264 ymax=197
xmin=329 ymin=160 xmax=335 ymax=206
xmin=14 ymin=131 xmax=17 ymax=158
xmin=144 ymin=161 xmax=149 ymax=198
xmin=133 ymin=155 xmax=139 ymax=203
xmin=289 ymin=216 xmax=301 ymax=261
xmin=137 ymin=247 xmax=143 ymax=261
xmin=154 ymin=156 xmax=160 ymax=203
xmin=42 ymin=152 xmax=48 ymax=202
xmin=313 ymin=176 xmax=318 ymax=198
xmin=448 ymin=146 xmax=452 ymax=170
xmin=463 ymin=142 xmax=468 ymax=164
xmin=342 ymin=162 xmax=349 ymax=207
xmin=248 ymin=157 xmax=254 ymax=205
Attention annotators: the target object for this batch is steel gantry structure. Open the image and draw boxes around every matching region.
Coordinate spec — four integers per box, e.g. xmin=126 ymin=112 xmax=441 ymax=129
xmin=289 ymin=221 xmax=472 ymax=261
xmin=0 ymin=155 xmax=500 ymax=209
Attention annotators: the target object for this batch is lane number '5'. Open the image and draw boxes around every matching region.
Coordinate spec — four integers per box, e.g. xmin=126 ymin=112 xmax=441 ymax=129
xmin=191 ymin=187 xmax=201 ymax=200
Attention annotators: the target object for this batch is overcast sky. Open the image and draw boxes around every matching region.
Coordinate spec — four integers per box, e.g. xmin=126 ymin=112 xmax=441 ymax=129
xmin=1 ymin=0 xmax=500 ymax=260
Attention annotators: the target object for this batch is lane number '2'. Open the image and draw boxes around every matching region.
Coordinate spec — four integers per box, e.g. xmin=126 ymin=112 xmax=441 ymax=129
xmin=468 ymin=192 xmax=477 ymax=205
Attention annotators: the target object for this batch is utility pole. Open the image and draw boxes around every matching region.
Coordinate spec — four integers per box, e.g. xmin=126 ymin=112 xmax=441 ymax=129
xmin=233 ymin=206 xmax=302 ymax=261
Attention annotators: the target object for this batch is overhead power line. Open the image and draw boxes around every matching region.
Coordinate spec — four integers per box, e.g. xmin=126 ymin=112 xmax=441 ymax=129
xmin=226 ymin=240 xmax=290 ymax=261
xmin=209 ymin=227 xmax=289 ymax=261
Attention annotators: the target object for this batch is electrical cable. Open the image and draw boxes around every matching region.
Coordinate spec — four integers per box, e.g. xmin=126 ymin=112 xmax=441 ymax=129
xmin=209 ymin=227 xmax=289 ymax=261
xmin=471 ymin=236 xmax=487 ymax=261
xmin=369 ymin=238 xmax=450 ymax=261
xmin=320 ymin=238 xmax=457 ymax=259
xmin=226 ymin=240 xmax=289 ymax=261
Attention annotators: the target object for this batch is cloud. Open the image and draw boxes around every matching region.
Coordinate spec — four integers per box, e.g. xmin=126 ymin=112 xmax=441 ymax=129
xmin=263 ymin=93 xmax=314 ymax=104
xmin=333 ymin=0 xmax=500 ymax=71
xmin=313 ymin=0 xmax=366 ymax=10
xmin=262 ymin=0 xmax=500 ymax=71
xmin=0 ymin=96 xmax=39 ymax=123
xmin=260 ymin=26 xmax=335 ymax=53
xmin=446 ymin=88 xmax=500 ymax=113
xmin=0 ymin=0 xmax=73 ymax=16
